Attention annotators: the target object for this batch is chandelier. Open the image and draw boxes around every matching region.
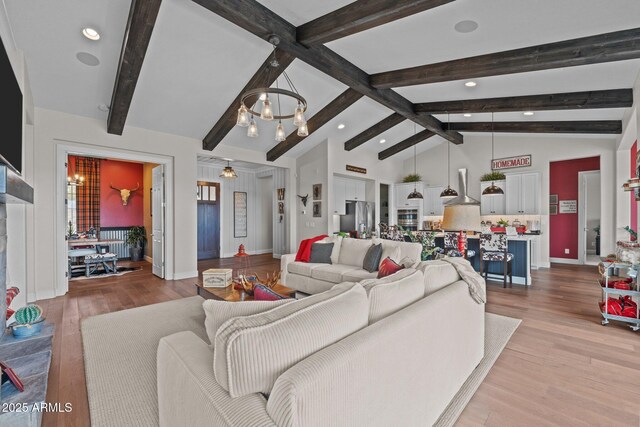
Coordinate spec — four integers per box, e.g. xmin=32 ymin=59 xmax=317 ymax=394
xmin=67 ymin=173 xmax=84 ymax=186
xmin=236 ymin=36 xmax=308 ymax=142
xmin=219 ymin=161 xmax=238 ymax=179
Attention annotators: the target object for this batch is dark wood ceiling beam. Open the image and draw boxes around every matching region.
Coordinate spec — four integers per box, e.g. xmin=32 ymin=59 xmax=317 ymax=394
xmin=446 ymin=121 xmax=622 ymax=134
xmin=192 ymin=0 xmax=462 ymax=155
xmin=344 ymin=113 xmax=406 ymax=151
xmin=378 ymin=129 xmax=435 ymax=160
xmin=415 ymin=89 xmax=634 ymax=114
xmin=267 ymin=89 xmax=364 ymax=161
xmin=297 ymin=0 xmax=454 ymax=46
xmin=371 ymin=27 xmax=640 ymax=89
xmin=202 ymin=49 xmax=295 ymax=150
xmin=107 ymin=0 xmax=163 ymax=135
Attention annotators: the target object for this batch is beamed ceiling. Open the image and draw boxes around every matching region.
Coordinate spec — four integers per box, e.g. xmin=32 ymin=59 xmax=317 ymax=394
xmin=4 ymin=0 xmax=640 ymax=161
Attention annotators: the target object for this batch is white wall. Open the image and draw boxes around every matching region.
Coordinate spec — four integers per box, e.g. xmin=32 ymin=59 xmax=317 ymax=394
xmin=296 ymin=140 xmax=329 ymax=241
xmin=585 ymin=172 xmax=601 ymax=252
xmin=404 ymin=134 xmax=617 ymax=267
xmin=257 ymin=176 xmax=273 ymax=253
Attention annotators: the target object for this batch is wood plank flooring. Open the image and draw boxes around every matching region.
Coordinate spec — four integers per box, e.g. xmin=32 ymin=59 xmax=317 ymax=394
xmin=34 ymin=256 xmax=640 ymax=426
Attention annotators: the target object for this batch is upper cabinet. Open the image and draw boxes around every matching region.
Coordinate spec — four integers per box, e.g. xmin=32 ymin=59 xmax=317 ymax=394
xmin=395 ymin=182 xmax=423 ymax=208
xmin=505 ymin=173 xmax=539 ymax=215
xmin=424 ymin=186 xmax=445 ymax=216
xmin=333 ymin=176 xmax=368 ymax=215
xmin=480 ymin=180 xmax=506 ymax=215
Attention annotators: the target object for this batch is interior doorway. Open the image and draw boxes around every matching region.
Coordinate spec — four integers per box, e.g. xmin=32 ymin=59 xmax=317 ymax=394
xmin=578 ymin=170 xmax=601 ymax=265
xmin=197 ymin=181 xmax=221 ymax=260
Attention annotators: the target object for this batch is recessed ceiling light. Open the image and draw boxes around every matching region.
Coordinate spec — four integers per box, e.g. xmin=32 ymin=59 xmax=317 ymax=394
xmin=337 ymin=123 xmax=345 ymax=129
xmin=76 ymin=52 xmax=100 ymax=66
xmin=379 ymin=139 xmax=386 ymax=144
xmin=523 ymin=111 xmax=535 ymax=116
xmin=464 ymin=81 xmax=477 ymax=87
xmin=463 ymin=113 xmax=472 ymax=117
xmin=454 ymin=20 xmax=479 ymax=34
xmin=82 ymin=27 xmax=100 ymax=41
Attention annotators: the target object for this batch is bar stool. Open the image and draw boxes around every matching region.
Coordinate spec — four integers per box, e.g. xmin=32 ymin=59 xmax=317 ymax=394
xmin=479 ymin=233 xmax=513 ymax=288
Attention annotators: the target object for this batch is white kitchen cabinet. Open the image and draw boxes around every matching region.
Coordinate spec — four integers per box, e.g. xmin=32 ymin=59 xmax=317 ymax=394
xmin=480 ymin=180 xmax=506 ymax=215
xmin=424 ymin=186 xmax=444 ymax=216
xmin=333 ymin=177 xmax=346 ymax=215
xmin=505 ymin=173 xmax=539 ymax=215
xmin=354 ymin=180 xmax=366 ymax=201
xmin=395 ymin=182 xmax=423 ymax=208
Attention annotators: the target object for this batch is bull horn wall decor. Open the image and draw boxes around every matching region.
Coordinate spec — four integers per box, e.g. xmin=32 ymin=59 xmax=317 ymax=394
xmin=110 ymin=182 xmax=140 ymax=206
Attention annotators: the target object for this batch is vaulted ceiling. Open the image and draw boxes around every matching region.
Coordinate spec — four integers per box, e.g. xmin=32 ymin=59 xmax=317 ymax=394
xmin=4 ymin=0 xmax=640 ymax=161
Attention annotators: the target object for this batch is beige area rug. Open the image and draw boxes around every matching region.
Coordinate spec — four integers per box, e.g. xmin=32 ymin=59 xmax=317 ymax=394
xmin=82 ymin=298 xmax=520 ymax=427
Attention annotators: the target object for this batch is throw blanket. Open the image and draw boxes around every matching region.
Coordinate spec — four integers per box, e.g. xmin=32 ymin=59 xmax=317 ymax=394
xmin=442 ymin=257 xmax=486 ymax=304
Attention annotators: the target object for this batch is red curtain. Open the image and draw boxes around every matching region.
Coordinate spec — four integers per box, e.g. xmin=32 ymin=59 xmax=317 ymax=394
xmin=75 ymin=157 xmax=100 ymax=233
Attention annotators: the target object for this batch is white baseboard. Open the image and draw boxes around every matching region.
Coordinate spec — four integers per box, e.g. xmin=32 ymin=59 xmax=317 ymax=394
xmin=252 ymin=249 xmax=273 ymax=255
xmin=537 ymin=262 xmax=551 ymax=268
xmin=549 ymin=257 xmax=581 ymax=265
xmin=173 ymin=270 xmax=199 ymax=280
xmin=272 ymin=254 xmax=282 ymax=259
xmin=144 ymin=255 xmax=152 ymax=263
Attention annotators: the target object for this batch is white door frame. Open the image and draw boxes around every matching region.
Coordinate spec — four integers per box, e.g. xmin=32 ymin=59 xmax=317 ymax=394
xmin=55 ymin=140 xmax=174 ymax=297
xmin=578 ymin=170 xmax=600 ymax=265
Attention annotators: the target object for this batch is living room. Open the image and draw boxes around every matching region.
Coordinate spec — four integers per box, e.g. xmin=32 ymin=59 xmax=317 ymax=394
xmin=1 ymin=0 xmax=640 ymax=426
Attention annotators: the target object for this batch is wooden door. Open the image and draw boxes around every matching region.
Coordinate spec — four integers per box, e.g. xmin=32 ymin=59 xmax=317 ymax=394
xmin=197 ymin=182 xmax=220 ymax=260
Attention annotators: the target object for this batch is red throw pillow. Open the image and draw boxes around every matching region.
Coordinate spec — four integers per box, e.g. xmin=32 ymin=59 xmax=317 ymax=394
xmin=254 ymin=284 xmax=289 ymax=301
xmin=295 ymin=235 xmax=328 ymax=263
xmin=377 ymin=257 xmax=404 ymax=279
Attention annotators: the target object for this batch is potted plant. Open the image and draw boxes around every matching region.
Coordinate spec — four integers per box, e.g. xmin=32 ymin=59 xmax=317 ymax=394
xmin=402 ymin=173 xmax=422 ymax=183
xmin=480 ymin=171 xmax=506 ymax=182
xmin=593 ymin=225 xmax=600 ymax=255
xmin=127 ymin=226 xmax=147 ymax=261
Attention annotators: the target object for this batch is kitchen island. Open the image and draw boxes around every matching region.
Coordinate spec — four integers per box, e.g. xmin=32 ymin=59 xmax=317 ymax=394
xmin=434 ymin=234 xmax=535 ymax=285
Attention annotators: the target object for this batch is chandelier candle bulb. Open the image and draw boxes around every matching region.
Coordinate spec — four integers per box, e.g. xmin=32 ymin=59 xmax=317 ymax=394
xmin=293 ymin=104 xmax=306 ymax=127
xmin=236 ymin=104 xmax=250 ymax=127
xmin=297 ymin=122 xmax=309 ymax=137
xmin=247 ymin=118 xmax=259 ymax=138
xmin=275 ymin=122 xmax=286 ymax=142
xmin=260 ymin=97 xmax=274 ymax=121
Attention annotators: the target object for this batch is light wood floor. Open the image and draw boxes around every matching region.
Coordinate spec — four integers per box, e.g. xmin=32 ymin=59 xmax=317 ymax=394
xmin=36 ymin=255 xmax=640 ymax=426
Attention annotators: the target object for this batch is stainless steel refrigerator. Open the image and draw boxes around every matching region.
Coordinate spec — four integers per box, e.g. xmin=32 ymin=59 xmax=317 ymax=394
xmin=339 ymin=201 xmax=375 ymax=236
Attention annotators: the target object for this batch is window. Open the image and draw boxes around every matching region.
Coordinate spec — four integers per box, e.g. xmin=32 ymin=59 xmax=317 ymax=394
xmin=197 ymin=182 xmax=217 ymax=202
xmin=67 ymin=184 xmax=78 ymax=236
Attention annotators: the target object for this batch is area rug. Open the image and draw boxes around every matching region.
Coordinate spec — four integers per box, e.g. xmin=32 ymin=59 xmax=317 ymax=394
xmin=70 ymin=266 xmax=142 ymax=281
xmin=82 ymin=298 xmax=519 ymax=427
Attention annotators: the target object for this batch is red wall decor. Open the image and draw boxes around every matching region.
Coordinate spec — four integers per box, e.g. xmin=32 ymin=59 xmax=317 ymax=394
xmin=631 ymin=141 xmax=638 ymax=234
xmin=68 ymin=156 xmax=144 ymax=228
xmin=549 ymin=156 xmax=600 ymax=259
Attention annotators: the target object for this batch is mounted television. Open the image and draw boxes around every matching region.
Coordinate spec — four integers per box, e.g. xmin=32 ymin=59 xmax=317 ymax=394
xmin=0 ymin=38 xmax=23 ymax=174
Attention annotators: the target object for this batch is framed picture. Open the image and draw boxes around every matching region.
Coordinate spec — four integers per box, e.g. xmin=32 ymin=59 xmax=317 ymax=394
xmin=549 ymin=204 xmax=558 ymax=215
xmin=277 ymin=188 xmax=285 ymax=201
xmin=549 ymin=194 xmax=558 ymax=204
xmin=233 ymin=192 xmax=247 ymax=238
xmin=312 ymin=184 xmax=322 ymax=200
xmin=313 ymin=201 xmax=321 ymax=218
xmin=278 ymin=202 xmax=285 ymax=214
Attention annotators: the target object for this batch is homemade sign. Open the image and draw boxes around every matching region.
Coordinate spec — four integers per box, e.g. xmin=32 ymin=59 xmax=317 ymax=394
xmin=491 ymin=155 xmax=532 ymax=170
xmin=346 ymin=165 xmax=367 ymax=174
xmin=559 ymin=200 xmax=577 ymax=214
xmin=234 ymin=192 xmax=247 ymax=237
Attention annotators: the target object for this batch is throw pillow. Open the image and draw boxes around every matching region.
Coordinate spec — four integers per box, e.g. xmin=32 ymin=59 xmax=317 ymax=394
xmin=362 ymin=243 xmax=383 ymax=273
xmin=309 ymin=242 xmax=334 ymax=264
xmin=398 ymin=256 xmax=418 ymax=269
xmin=320 ymin=235 xmax=343 ymax=264
xmin=295 ymin=235 xmax=328 ymax=262
xmin=202 ymin=299 xmax=292 ymax=347
xmin=254 ymin=284 xmax=290 ymax=301
xmin=378 ymin=257 xmax=404 ymax=279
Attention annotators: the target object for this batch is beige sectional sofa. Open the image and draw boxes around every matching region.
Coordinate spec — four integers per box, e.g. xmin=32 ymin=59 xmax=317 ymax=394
xmin=157 ymin=260 xmax=485 ymax=427
xmin=281 ymin=237 xmax=423 ymax=294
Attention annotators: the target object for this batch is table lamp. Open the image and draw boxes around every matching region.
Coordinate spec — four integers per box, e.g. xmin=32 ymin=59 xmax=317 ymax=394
xmin=441 ymin=168 xmax=481 ymax=258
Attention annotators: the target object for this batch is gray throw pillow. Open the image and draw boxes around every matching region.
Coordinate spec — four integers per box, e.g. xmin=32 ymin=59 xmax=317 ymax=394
xmin=363 ymin=243 xmax=383 ymax=273
xmin=309 ymin=242 xmax=334 ymax=264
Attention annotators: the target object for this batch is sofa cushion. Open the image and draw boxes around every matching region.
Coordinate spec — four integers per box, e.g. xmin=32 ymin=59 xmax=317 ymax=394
xmin=338 ymin=238 xmax=373 ymax=267
xmin=213 ymin=282 xmax=369 ymax=398
xmin=287 ymin=261 xmax=324 ymax=277
xmin=360 ymin=269 xmax=425 ymax=323
xmin=320 ymin=235 xmax=343 ymax=264
xmin=341 ymin=269 xmax=378 ymax=283
xmin=203 ymin=299 xmax=292 ymax=348
xmin=373 ymin=238 xmax=422 ymax=268
xmin=311 ymin=264 xmax=360 ymax=283
xmin=417 ymin=260 xmax=461 ymax=296
xmin=362 ymin=243 xmax=383 ymax=272
xmin=309 ymin=242 xmax=333 ymax=264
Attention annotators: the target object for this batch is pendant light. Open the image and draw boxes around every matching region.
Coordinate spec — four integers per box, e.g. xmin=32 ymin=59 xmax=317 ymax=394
xmin=247 ymin=116 xmax=259 ymax=138
xmin=219 ymin=161 xmax=238 ymax=179
xmin=482 ymin=112 xmax=504 ymax=196
xmin=407 ymin=124 xmax=424 ymax=200
xmin=440 ymin=112 xmax=459 ymax=199
xmin=236 ymin=104 xmax=250 ymax=126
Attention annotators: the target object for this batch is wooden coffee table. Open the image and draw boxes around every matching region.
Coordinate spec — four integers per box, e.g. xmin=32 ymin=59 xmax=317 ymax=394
xmin=195 ymin=282 xmax=295 ymax=302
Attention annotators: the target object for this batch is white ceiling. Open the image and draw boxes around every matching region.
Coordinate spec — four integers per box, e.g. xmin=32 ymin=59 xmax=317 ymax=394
xmin=4 ymin=0 xmax=640 ymax=163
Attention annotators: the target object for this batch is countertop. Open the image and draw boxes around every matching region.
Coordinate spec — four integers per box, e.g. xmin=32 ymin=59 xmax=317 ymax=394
xmin=430 ymin=232 xmax=537 ymax=241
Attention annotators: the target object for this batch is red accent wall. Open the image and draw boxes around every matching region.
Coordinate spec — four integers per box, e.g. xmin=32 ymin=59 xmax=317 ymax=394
xmin=68 ymin=156 xmax=144 ymax=228
xmin=549 ymin=156 xmax=600 ymax=259
xmin=631 ymin=141 xmax=638 ymax=234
